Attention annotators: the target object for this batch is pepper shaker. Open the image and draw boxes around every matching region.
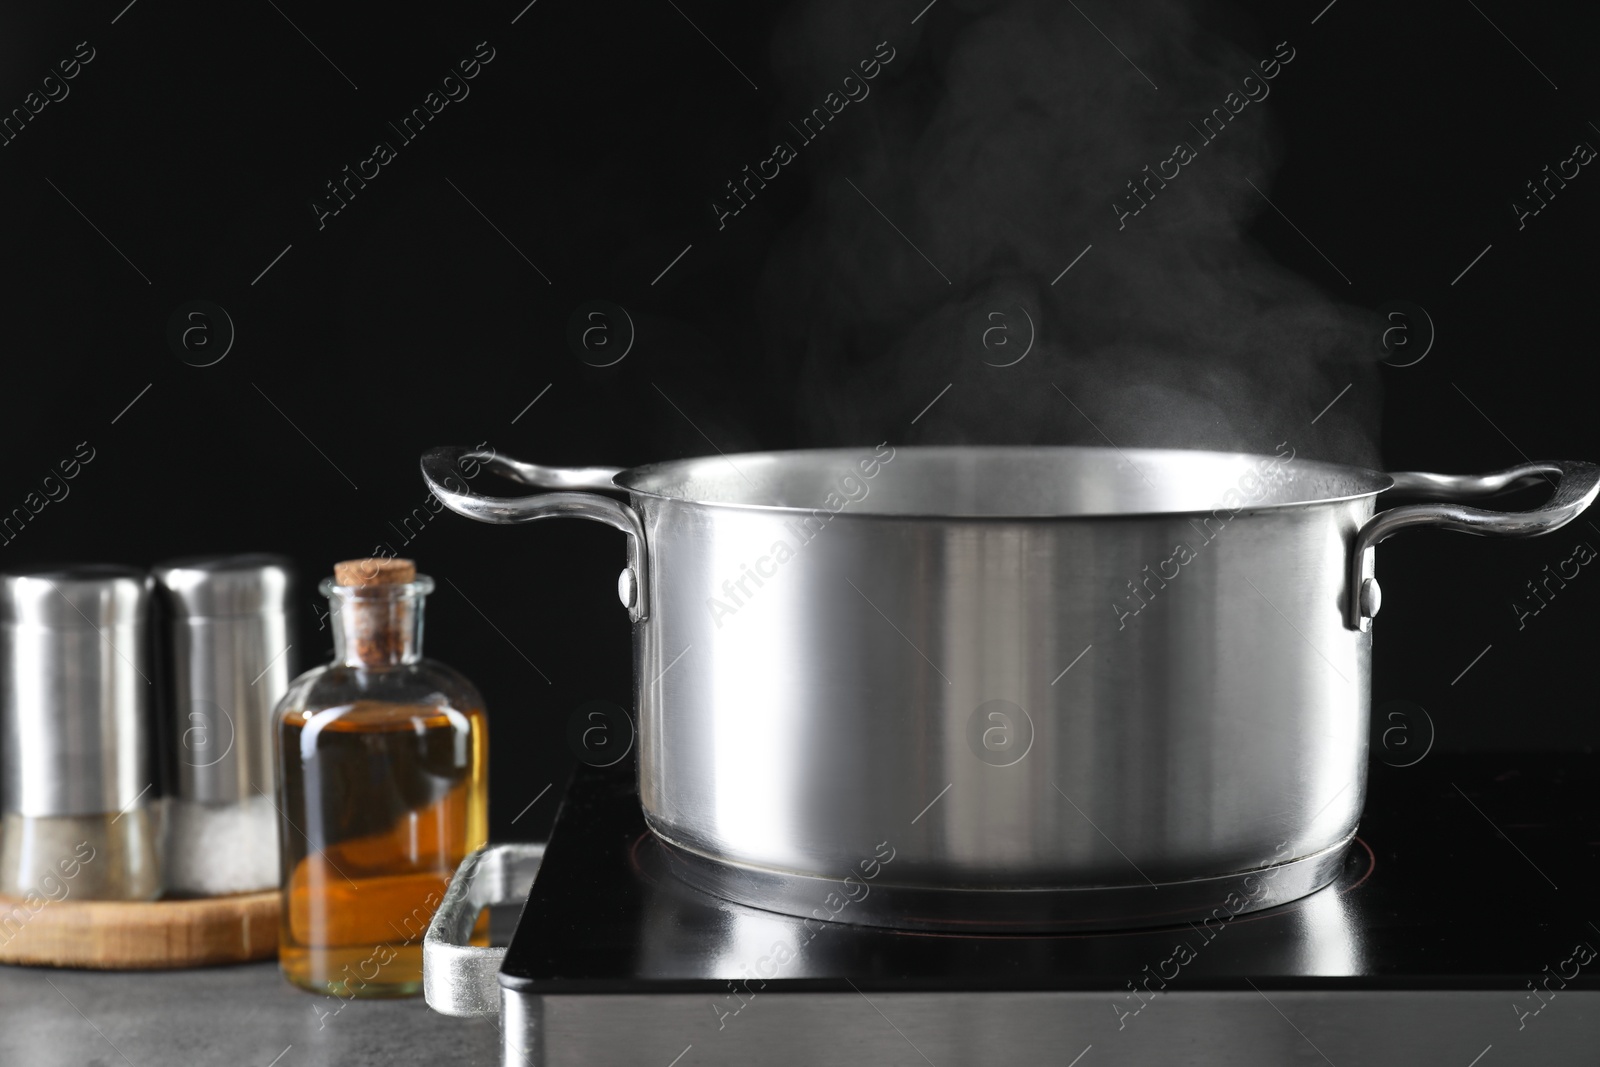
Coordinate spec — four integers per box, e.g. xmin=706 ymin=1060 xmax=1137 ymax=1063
xmin=0 ymin=566 xmax=159 ymax=901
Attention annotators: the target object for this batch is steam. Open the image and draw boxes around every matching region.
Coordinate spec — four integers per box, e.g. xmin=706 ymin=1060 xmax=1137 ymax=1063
xmin=758 ymin=0 xmax=1380 ymax=465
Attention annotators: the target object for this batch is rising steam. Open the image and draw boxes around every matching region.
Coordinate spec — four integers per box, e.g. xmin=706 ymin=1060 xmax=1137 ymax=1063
xmin=758 ymin=0 xmax=1380 ymax=465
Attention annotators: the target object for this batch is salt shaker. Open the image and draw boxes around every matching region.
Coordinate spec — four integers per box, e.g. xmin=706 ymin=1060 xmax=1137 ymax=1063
xmin=0 ymin=566 xmax=160 ymax=901
xmin=154 ymin=554 xmax=294 ymax=896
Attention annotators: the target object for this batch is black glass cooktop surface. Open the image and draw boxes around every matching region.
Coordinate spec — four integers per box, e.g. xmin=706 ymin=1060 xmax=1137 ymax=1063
xmin=501 ymin=754 xmax=1600 ymax=996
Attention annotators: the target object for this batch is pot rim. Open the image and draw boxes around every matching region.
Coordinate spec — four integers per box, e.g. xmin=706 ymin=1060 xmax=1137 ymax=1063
xmin=614 ymin=444 xmax=1393 ymax=520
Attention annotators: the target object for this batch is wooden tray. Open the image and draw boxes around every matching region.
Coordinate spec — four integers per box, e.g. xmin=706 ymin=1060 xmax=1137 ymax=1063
xmin=0 ymin=891 xmax=278 ymax=969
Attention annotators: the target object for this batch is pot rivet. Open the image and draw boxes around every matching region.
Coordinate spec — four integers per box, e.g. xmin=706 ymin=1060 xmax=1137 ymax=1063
xmin=1360 ymin=577 xmax=1382 ymax=619
xmin=617 ymin=567 xmax=638 ymax=609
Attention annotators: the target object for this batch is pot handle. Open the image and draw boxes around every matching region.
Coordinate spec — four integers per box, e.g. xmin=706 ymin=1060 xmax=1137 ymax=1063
xmin=1347 ymin=459 xmax=1600 ymax=631
xmin=420 ymin=445 xmax=650 ymax=621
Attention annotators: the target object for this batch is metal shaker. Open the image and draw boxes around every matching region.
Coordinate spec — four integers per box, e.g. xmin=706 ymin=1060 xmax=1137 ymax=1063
xmin=0 ymin=566 xmax=160 ymax=901
xmin=154 ymin=555 xmax=294 ymax=896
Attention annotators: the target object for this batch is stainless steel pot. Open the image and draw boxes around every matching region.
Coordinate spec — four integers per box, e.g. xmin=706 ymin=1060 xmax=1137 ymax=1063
xmin=421 ymin=443 xmax=1598 ymax=930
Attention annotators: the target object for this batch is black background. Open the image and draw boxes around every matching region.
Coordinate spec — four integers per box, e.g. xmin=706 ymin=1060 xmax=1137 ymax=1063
xmin=0 ymin=0 xmax=1595 ymax=842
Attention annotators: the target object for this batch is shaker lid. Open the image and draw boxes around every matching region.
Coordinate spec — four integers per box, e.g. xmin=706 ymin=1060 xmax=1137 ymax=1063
xmin=153 ymin=554 xmax=294 ymax=618
xmin=0 ymin=565 xmax=150 ymax=628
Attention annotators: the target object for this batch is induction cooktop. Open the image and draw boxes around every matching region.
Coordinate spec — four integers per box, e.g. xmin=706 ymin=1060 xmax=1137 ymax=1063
xmin=489 ymin=754 xmax=1600 ymax=1066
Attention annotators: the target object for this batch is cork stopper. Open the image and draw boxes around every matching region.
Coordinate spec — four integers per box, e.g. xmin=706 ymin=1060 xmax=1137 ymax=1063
xmin=328 ymin=559 xmax=425 ymax=667
xmin=334 ymin=558 xmax=416 ymax=587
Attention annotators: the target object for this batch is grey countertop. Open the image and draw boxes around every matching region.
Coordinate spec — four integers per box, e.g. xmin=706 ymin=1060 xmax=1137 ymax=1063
xmin=0 ymin=961 xmax=501 ymax=1066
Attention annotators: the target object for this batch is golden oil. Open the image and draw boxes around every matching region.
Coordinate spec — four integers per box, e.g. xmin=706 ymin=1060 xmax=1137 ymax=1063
xmin=274 ymin=560 xmax=488 ymax=997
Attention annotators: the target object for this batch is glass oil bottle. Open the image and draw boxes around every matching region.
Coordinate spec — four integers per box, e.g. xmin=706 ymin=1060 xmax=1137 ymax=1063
xmin=274 ymin=558 xmax=487 ymax=997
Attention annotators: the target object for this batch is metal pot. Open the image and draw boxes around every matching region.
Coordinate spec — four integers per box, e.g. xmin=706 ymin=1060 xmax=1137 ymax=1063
xmin=421 ymin=443 xmax=1597 ymax=931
